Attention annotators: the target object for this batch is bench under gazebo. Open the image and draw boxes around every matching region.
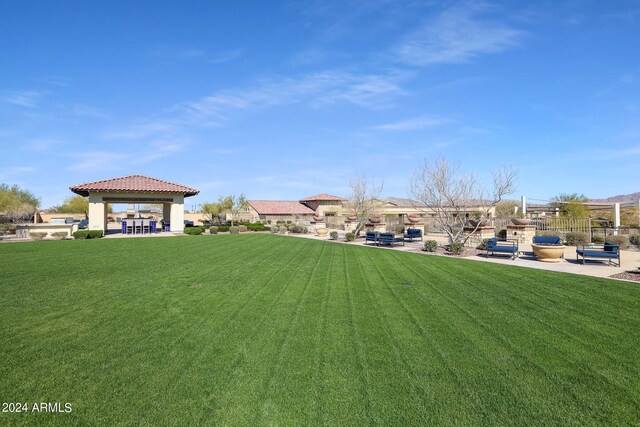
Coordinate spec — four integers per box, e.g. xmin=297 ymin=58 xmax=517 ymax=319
xmin=70 ymin=175 xmax=199 ymax=233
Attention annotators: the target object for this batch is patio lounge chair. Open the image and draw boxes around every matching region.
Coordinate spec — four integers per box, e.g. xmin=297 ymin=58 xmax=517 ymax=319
xmin=378 ymin=232 xmax=405 ymax=247
xmin=576 ymin=243 xmax=620 ymax=267
xmin=365 ymin=231 xmax=379 ymax=245
xmin=404 ymin=228 xmax=423 ymax=242
xmin=486 ymin=238 xmax=518 ymax=260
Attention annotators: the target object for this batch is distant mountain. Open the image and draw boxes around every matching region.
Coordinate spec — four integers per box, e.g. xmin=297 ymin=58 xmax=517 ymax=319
xmin=592 ymin=192 xmax=640 ymax=203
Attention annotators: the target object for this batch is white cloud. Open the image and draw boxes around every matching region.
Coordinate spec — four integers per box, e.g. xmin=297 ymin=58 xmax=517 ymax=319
xmin=373 ymin=116 xmax=451 ymax=131
xmin=177 ymin=70 xmax=407 ymax=125
xmin=68 ymin=151 xmax=127 ymax=171
xmin=206 ymin=49 xmax=244 ymax=64
xmin=0 ymin=166 xmax=36 ymax=180
xmin=0 ymin=90 xmax=46 ymax=108
xmin=395 ymin=1 xmax=523 ymax=65
xmin=103 ymin=122 xmax=176 ymax=140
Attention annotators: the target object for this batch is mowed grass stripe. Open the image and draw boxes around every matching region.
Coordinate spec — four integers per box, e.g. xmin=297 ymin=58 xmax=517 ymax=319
xmin=1 ymin=235 xmax=640 ymax=426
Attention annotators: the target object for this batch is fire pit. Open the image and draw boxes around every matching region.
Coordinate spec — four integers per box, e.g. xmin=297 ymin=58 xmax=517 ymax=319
xmin=531 ymin=243 xmax=566 ymax=263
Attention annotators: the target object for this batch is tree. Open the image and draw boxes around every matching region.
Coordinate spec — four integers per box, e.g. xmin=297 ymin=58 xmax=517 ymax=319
xmin=410 ymin=156 xmax=517 ymax=245
xmin=0 ymin=183 xmax=40 ymax=222
xmin=551 ymin=193 xmax=590 ymax=218
xmin=227 ymin=194 xmax=247 ymax=226
xmin=50 ymin=196 xmax=89 ymax=217
xmin=344 ymin=175 xmax=383 ymax=236
xmin=495 ymin=200 xmax=520 ymax=218
xmin=201 ymin=196 xmax=232 ymax=225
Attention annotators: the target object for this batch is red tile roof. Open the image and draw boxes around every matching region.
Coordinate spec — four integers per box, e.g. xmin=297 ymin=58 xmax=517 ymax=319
xmin=299 ymin=193 xmax=348 ymax=202
xmin=70 ymin=175 xmax=199 ymax=197
xmin=247 ymin=200 xmax=315 ymax=215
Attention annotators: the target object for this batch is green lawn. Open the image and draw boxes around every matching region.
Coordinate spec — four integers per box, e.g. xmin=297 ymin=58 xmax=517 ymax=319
xmin=1 ymin=234 xmax=639 ymax=426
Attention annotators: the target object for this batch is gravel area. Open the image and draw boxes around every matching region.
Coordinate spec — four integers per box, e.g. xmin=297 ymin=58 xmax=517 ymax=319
xmin=609 ymin=269 xmax=640 ymax=282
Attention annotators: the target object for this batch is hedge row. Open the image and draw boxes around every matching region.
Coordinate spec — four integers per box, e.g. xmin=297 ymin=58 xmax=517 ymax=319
xmin=72 ymin=230 xmax=104 ymax=239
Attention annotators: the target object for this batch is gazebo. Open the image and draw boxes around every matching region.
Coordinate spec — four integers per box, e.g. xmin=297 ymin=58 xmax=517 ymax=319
xmin=70 ymin=175 xmax=199 ymax=233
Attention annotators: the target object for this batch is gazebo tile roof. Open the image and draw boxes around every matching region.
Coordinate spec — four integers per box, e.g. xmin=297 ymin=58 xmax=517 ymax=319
xmin=70 ymin=175 xmax=199 ymax=197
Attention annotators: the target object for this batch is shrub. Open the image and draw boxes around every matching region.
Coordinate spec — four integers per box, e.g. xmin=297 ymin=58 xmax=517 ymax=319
xmin=447 ymin=242 xmax=465 ymax=255
xmin=290 ymin=225 xmax=306 ymax=234
xmin=477 ymin=239 xmax=489 ymax=250
xmin=270 ymin=226 xmax=279 ymax=234
xmin=229 ymin=226 xmax=240 ymax=234
xmin=217 ymin=226 xmax=230 ymax=232
xmin=388 ymin=225 xmax=405 ymax=234
xmin=329 ymin=231 xmax=338 ymax=240
xmin=267 ymin=220 xmax=272 ymax=224
xmin=72 ymin=230 xmax=103 ymax=239
xmin=238 ymin=225 xmax=248 ymax=233
xmin=604 ymin=235 xmax=630 ymax=250
xmin=286 ymin=220 xmax=292 ymax=224
xmin=629 ymin=235 xmax=640 ymax=247
xmin=209 ymin=226 xmax=219 ymax=234
xmin=278 ymin=226 xmax=287 ymax=234
xmin=591 ymin=235 xmax=604 ymax=243
xmin=184 ymin=227 xmax=204 ymax=235
xmin=565 ymin=232 xmax=588 ymax=246
xmin=424 ymin=240 xmax=438 ymax=252
xmin=0 ymin=224 xmax=17 ymax=234
xmin=276 ymin=220 xmax=284 ymax=225
xmin=497 ymin=229 xmax=507 ymax=239
xmin=29 ymin=232 xmax=47 ymax=240
xmin=51 ymin=232 xmax=68 ymax=240
xmin=247 ymin=224 xmax=269 ymax=231
xmin=345 ymin=232 xmax=356 ymax=241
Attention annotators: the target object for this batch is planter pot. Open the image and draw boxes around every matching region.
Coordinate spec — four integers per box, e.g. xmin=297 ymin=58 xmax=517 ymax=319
xmin=511 ymin=218 xmax=531 ymax=226
xmin=469 ymin=219 xmax=490 ymax=227
xmin=369 ymin=216 xmax=383 ymax=224
xmin=407 ymin=216 xmax=420 ymax=223
xmin=316 ymin=228 xmax=328 ymax=237
xmin=532 ymin=243 xmax=565 ymax=263
xmin=346 ymin=214 xmax=358 ymax=221
xmin=313 ymin=215 xmax=324 ymax=222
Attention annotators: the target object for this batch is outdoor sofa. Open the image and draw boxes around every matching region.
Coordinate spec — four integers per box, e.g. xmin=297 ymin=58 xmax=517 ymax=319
xmin=404 ymin=228 xmax=423 ymax=242
xmin=365 ymin=231 xmax=379 ymax=245
xmin=532 ymin=235 xmax=562 ymax=245
xmin=576 ymin=243 xmax=621 ymax=267
xmin=378 ymin=232 xmax=405 ymax=247
xmin=486 ymin=237 xmax=519 ymax=260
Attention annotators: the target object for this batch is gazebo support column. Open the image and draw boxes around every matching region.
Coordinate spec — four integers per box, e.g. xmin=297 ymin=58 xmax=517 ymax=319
xmin=88 ymin=194 xmax=107 ymax=232
xmin=169 ymin=195 xmax=185 ymax=233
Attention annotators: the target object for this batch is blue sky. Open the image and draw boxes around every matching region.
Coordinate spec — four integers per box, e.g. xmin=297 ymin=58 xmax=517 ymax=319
xmin=1 ymin=0 xmax=639 ymax=209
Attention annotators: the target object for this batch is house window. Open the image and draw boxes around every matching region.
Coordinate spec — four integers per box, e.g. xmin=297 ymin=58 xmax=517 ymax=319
xmin=243 ymin=207 xmax=250 ymax=213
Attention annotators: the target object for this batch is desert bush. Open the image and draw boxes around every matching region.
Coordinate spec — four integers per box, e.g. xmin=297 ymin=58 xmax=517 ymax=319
xmin=217 ymin=226 xmax=230 ymax=232
xmin=565 ymin=232 xmax=588 ymax=246
xmin=72 ymin=230 xmax=103 ymax=239
xmin=424 ymin=240 xmax=438 ymax=252
xmin=51 ymin=232 xmax=68 ymax=240
xmin=278 ymin=226 xmax=287 ymax=234
xmin=247 ymin=224 xmax=269 ymax=231
xmin=497 ymin=229 xmax=507 ymax=239
xmin=629 ymin=235 xmax=640 ymax=246
xmin=388 ymin=225 xmax=405 ymax=234
xmin=276 ymin=220 xmax=284 ymax=225
xmin=184 ymin=227 xmax=204 ymax=235
xmin=270 ymin=226 xmax=279 ymax=234
xmin=345 ymin=232 xmax=356 ymax=241
xmin=286 ymin=220 xmax=292 ymax=224
xmin=267 ymin=220 xmax=272 ymax=224
xmin=329 ymin=231 xmax=338 ymax=240
xmin=209 ymin=226 xmax=219 ymax=234
xmin=229 ymin=226 xmax=240 ymax=234
xmin=591 ymin=235 xmax=604 ymax=243
xmin=238 ymin=225 xmax=248 ymax=233
xmin=0 ymin=224 xmax=17 ymax=234
xmin=447 ymin=242 xmax=465 ymax=255
xmin=604 ymin=235 xmax=630 ymax=250
xmin=29 ymin=232 xmax=47 ymax=240
xmin=289 ymin=225 xmax=306 ymax=234
xmin=477 ymin=239 xmax=489 ymax=250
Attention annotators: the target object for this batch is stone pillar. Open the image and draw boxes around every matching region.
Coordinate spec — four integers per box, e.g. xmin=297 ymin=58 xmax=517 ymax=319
xmin=521 ymin=196 xmax=527 ymax=216
xmin=163 ymin=203 xmax=171 ymax=223
xmin=170 ymin=195 xmax=185 ymax=233
xmin=614 ymin=203 xmax=620 ymax=235
xmin=88 ymin=193 xmax=106 ymax=232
